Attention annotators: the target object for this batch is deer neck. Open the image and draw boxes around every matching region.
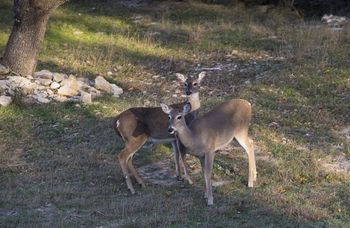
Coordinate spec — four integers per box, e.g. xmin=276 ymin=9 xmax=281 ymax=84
xmin=188 ymin=92 xmax=200 ymax=112
xmin=176 ymin=121 xmax=195 ymax=149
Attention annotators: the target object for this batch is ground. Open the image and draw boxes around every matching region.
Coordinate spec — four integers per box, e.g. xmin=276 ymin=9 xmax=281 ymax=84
xmin=0 ymin=0 xmax=350 ymax=227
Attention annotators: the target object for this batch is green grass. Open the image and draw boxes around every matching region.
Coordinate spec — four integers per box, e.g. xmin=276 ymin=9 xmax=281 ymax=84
xmin=1 ymin=0 xmax=350 ymax=227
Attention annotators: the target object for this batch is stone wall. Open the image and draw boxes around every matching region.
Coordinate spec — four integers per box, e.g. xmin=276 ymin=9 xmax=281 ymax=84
xmin=0 ymin=68 xmax=123 ymax=107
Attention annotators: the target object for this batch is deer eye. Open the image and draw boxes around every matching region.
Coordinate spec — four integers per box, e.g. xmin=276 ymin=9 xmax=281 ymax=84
xmin=193 ymin=82 xmax=198 ymax=86
xmin=168 ymin=116 xmax=171 ymax=120
xmin=176 ymin=115 xmax=182 ymax=120
xmin=184 ymin=82 xmax=188 ymax=86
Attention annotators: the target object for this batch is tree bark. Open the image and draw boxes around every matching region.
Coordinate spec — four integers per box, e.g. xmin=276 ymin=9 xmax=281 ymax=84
xmin=1 ymin=0 xmax=66 ymax=76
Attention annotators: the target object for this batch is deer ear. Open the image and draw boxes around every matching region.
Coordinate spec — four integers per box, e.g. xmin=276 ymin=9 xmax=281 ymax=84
xmin=160 ymin=103 xmax=172 ymax=114
xmin=197 ymin=71 xmax=206 ymax=83
xmin=176 ymin=73 xmax=187 ymax=83
xmin=182 ymin=102 xmax=192 ymax=114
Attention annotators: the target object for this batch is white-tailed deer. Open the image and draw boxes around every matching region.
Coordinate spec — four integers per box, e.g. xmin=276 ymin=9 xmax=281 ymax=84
xmin=161 ymin=99 xmax=257 ymax=205
xmin=113 ymin=72 xmax=206 ymax=194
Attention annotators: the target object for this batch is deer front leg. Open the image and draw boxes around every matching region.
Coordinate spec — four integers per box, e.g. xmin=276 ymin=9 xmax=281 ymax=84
xmin=199 ymin=157 xmax=207 ymax=199
xmin=171 ymin=141 xmax=182 ymax=181
xmin=204 ymin=152 xmax=215 ymax=206
xmin=180 ymin=151 xmax=193 ymax=185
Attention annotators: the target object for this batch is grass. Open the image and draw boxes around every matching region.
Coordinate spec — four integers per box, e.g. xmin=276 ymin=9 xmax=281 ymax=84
xmin=1 ymin=0 xmax=350 ymax=227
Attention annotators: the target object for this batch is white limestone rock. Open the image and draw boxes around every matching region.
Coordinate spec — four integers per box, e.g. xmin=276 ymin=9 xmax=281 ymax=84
xmin=0 ymin=80 xmax=9 ymax=93
xmin=34 ymin=92 xmax=50 ymax=103
xmin=52 ymin=95 xmax=68 ymax=102
xmin=0 ymin=64 xmax=10 ymax=75
xmin=7 ymin=76 xmax=38 ymax=95
xmin=37 ymin=78 xmax=52 ymax=86
xmin=53 ymin=73 xmax=66 ymax=82
xmin=61 ymin=75 xmax=79 ymax=90
xmin=46 ymin=89 xmax=54 ymax=96
xmin=0 ymin=95 xmax=12 ymax=106
xmin=50 ymin=81 xmax=61 ymax=90
xmin=111 ymin=84 xmax=123 ymax=97
xmin=80 ymin=91 xmax=92 ymax=104
xmin=34 ymin=70 xmax=53 ymax=80
xmin=58 ymin=75 xmax=79 ymax=97
xmin=87 ymin=86 xmax=101 ymax=98
xmin=57 ymin=85 xmax=79 ymax=97
xmin=95 ymin=76 xmax=112 ymax=93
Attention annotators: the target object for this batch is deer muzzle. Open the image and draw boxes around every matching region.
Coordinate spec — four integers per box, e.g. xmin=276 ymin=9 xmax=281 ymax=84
xmin=168 ymin=127 xmax=175 ymax=134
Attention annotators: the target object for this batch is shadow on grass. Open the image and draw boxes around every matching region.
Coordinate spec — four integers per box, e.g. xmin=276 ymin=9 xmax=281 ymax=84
xmin=1 ymin=98 xmax=346 ymax=227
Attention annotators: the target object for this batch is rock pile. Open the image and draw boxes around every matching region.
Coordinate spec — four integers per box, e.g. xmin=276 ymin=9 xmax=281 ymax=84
xmin=0 ymin=69 xmax=123 ymax=106
xmin=321 ymin=14 xmax=348 ymax=31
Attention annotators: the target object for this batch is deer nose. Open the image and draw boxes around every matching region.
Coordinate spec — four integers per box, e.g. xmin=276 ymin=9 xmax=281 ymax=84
xmin=186 ymin=89 xmax=192 ymax=95
xmin=168 ymin=127 xmax=175 ymax=134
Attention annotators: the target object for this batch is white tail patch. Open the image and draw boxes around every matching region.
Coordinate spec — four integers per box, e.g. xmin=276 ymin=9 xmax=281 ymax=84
xmin=116 ymin=119 xmax=120 ymax=128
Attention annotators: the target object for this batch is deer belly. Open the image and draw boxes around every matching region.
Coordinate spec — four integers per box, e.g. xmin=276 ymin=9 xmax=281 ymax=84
xmin=149 ymin=137 xmax=175 ymax=144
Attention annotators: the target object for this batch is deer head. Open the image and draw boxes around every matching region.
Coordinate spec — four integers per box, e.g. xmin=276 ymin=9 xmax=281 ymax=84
xmin=176 ymin=71 xmax=206 ymax=95
xmin=161 ymin=103 xmax=191 ymax=134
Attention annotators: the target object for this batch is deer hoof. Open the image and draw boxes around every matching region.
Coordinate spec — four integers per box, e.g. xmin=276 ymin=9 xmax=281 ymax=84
xmin=248 ymin=181 xmax=254 ymax=188
xmin=186 ymin=178 xmax=193 ymax=185
xmin=177 ymin=176 xmax=184 ymax=181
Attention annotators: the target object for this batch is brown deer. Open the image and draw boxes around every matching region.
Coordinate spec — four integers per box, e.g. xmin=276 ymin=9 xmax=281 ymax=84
xmin=113 ymin=72 xmax=206 ymax=194
xmin=161 ymin=99 xmax=257 ymax=205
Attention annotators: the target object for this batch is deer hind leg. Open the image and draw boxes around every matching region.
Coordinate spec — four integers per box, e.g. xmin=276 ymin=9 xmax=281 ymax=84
xmin=235 ymin=132 xmax=257 ymax=187
xmin=127 ymin=154 xmax=146 ymax=188
xmin=118 ymin=135 xmax=147 ymax=194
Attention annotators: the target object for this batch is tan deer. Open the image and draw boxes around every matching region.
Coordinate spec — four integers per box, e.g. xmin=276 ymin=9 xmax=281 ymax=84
xmin=113 ymin=72 xmax=206 ymax=194
xmin=161 ymin=99 xmax=257 ymax=205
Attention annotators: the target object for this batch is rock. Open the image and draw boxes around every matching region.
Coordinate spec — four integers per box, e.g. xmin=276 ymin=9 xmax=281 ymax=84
xmin=7 ymin=76 xmax=31 ymax=87
xmin=77 ymin=80 xmax=90 ymax=90
xmin=46 ymin=89 xmax=54 ymax=96
xmin=7 ymin=76 xmax=38 ymax=95
xmin=0 ymin=64 xmax=10 ymax=75
xmin=37 ymin=78 xmax=52 ymax=86
xmin=61 ymin=75 xmax=79 ymax=90
xmin=111 ymin=84 xmax=123 ymax=97
xmin=322 ymin=14 xmax=348 ymax=28
xmin=34 ymin=70 xmax=53 ymax=80
xmin=88 ymin=86 xmax=101 ymax=98
xmin=0 ymin=95 xmax=12 ymax=106
xmin=57 ymin=85 xmax=79 ymax=97
xmin=80 ymin=91 xmax=92 ymax=104
xmin=95 ymin=76 xmax=112 ymax=93
xmin=58 ymin=75 xmax=79 ymax=97
xmin=34 ymin=93 xmax=50 ymax=103
xmin=50 ymin=81 xmax=61 ymax=90
xmin=53 ymin=95 xmax=68 ymax=102
xmin=0 ymin=80 xmax=9 ymax=93
xmin=53 ymin=73 xmax=66 ymax=82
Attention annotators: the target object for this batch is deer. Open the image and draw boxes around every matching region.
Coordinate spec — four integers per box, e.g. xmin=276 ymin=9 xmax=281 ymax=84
xmin=113 ymin=72 xmax=206 ymax=194
xmin=161 ymin=99 xmax=257 ymax=205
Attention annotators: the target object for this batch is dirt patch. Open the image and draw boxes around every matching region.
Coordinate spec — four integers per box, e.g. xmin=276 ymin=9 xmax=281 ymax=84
xmin=321 ymin=126 xmax=350 ymax=173
xmin=138 ymin=144 xmax=272 ymax=187
xmin=138 ymin=159 xmax=181 ymax=187
xmin=321 ymin=154 xmax=350 ymax=173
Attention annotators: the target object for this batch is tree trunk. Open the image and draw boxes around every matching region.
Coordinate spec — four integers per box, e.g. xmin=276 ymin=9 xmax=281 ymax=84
xmin=1 ymin=0 xmax=66 ymax=76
